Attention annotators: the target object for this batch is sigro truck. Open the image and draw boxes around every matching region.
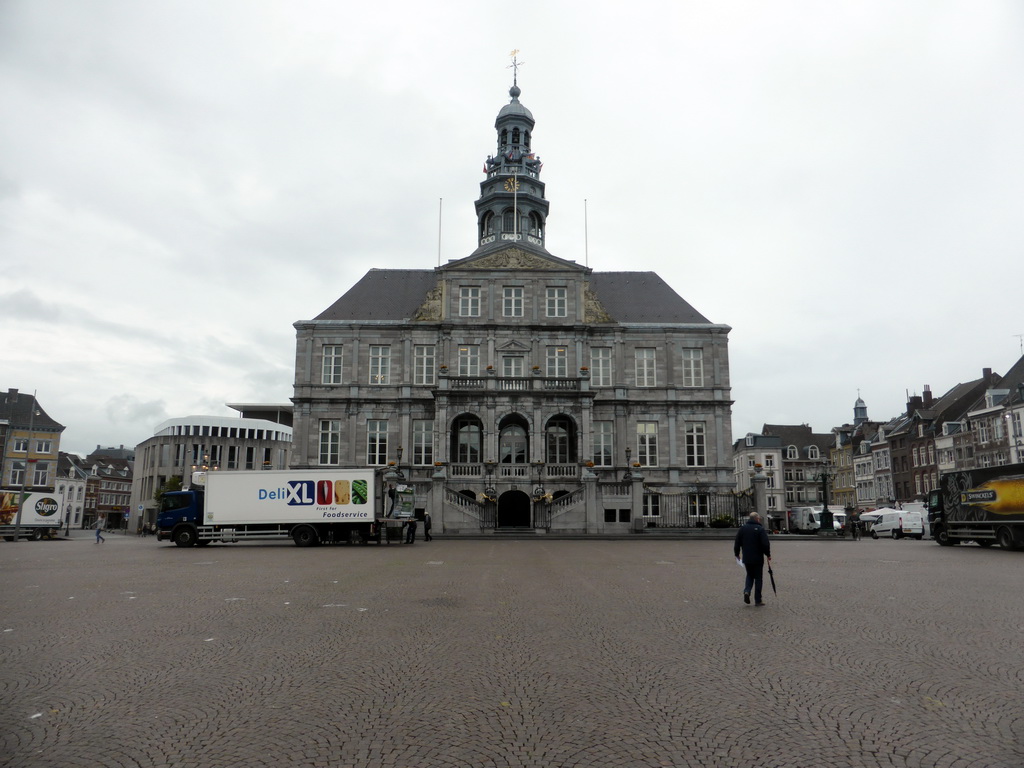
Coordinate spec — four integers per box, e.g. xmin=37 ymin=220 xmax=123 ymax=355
xmin=927 ymin=463 xmax=1024 ymax=550
xmin=0 ymin=490 xmax=64 ymax=541
xmin=157 ymin=469 xmax=397 ymax=548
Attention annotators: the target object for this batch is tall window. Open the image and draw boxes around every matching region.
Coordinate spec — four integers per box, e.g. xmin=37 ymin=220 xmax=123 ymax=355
xmin=686 ymin=423 xmax=706 ymax=467
xmin=635 ymin=348 xmax=656 ymax=387
xmin=457 ymin=345 xmax=480 ymax=376
xmin=367 ymin=420 xmax=388 ymax=465
xmin=680 ymin=348 xmax=704 ymax=387
xmin=637 ymin=422 xmax=658 ymax=467
xmin=459 ymin=286 xmax=481 ymax=317
xmin=546 ymin=346 xmax=568 ymax=377
xmin=594 ymin=421 xmax=614 ymax=467
xmin=33 ymin=461 xmax=49 ymax=485
xmin=591 ymin=347 xmax=612 ymax=387
xmin=503 ymin=356 xmax=524 ymax=377
xmin=319 ymin=420 xmax=341 ymax=465
xmin=643 ymin=494 xmax=660 ymax=518
xmin=369 ymin=345 xmax=390 ymax=385
xmin=413 ymin=420 xmax=433 ymax=466
xmin=453 ymin=416 xmax=482 ymax=463
xmin=503 ymin=286 xmax=524 ymax=317
xmin=546 ymin=287 xmax=567 ymax=317
xmin=322 ymin=345 xmax=343 ymax=385
xmin=499 ymin=424 xmax=528 ymax=464
xmin=414 ymin=345 xmax=436 ymax=386
xmin=546 ymin=416 xmax=573 ymax=464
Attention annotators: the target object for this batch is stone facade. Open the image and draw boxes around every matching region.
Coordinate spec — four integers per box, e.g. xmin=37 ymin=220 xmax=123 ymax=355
xmin=290 ymin=82 xmax=733 ymax=534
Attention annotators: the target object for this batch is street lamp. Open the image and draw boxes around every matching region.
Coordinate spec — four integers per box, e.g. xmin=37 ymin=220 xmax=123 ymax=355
xmin=811 ymin=460 xmax=837 ymax=537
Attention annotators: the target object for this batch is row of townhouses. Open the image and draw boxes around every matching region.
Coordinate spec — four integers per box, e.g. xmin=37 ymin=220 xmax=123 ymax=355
xmin=732 ymin=357 xmax=1024 ymax=528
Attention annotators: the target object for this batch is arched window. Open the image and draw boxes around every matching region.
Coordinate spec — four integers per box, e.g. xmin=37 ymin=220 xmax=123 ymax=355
xmin=545 ymin=416 xmax=576 ymax=464
xmin=500 ymin=129 xmax=508 ymax=148
xmin=502 ymin=208 xmax=516 ymax=233
xmin=524 ymin=131 xmax=531 ymax=149
xmin=528 ymin=212 xmax=543 ymax=238
xmin=808 ymin=446 xmax=820 ymax=460
xmin=499 ymin=415 xmax=529 ymax=464
xmin=451 ymin=415 xmax=483 ymax=464
xmin=787 ymin=445 xmax=798 ymax=460
xmin=481 ymin=212 xmax=495 ymax=238
xmin=512 ymin=128 xmax=520 ymax=145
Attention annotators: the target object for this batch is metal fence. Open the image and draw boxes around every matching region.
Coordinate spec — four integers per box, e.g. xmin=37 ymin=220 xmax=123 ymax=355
xmin=645 ymin=491 xmax=755 ymax=529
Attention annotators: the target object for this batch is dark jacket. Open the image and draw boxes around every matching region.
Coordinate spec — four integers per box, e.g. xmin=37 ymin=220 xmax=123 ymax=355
xmin=734 ymin=519 xmax=771 ymax=565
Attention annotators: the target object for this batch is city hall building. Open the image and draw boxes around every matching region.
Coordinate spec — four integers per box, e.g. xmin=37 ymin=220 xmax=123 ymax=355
xmin=290 ymin=80 xmax=735 ymax=534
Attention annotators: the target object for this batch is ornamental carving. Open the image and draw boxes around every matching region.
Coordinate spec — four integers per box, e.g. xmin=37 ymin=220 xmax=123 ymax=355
xmin=412 ymin=283 xmax=443 ymax=321
xmin=583 ymin=282 xmax=614 ymax=323
xmin=465 ymin=247 xmax=559 ymax=270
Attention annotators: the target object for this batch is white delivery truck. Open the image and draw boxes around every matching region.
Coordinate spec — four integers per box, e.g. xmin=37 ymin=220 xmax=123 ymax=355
xmin=789 ymin=506 xmax=846 ymax=535
xmin=0 ymin=490 xmax=64 ymax=541
xmin=156 ymin=469 xmax=399 ymax=547
xmin=864 ymin=508 xmax=924 ymax=540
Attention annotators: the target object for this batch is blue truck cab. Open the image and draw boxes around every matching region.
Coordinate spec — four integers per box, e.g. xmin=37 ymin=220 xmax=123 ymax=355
xmin=157 ymin=490 xmax=205 ymax=546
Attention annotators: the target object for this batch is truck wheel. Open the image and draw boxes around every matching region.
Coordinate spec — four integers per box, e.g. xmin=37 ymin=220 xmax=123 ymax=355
xmin=292 ymin=526 xmax=318 ymax=547
xmin=173 ymin=528 xmax=197 ymax=547
xmin=934 ymin=527 xmax=955 ymax=546
xmin=997 ymin=527 xmax=1017 ymax=551
xmin=29 ymin=529 xmax=43 ymax=541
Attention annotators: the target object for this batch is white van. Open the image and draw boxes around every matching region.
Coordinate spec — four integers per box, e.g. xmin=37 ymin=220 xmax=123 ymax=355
xmin=865 ymin=509 xmax=924 ymax=540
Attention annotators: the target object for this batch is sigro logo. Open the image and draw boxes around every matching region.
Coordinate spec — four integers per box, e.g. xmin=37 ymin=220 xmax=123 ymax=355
xmin=35 ymin=497 xmax=60 ymax=517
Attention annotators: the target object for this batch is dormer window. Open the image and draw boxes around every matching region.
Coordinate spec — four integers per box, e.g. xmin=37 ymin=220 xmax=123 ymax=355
xmin=786 ymin=445 xmax=798 ymax=460
xmin=808 ymin=446 xmax=820 ymax=460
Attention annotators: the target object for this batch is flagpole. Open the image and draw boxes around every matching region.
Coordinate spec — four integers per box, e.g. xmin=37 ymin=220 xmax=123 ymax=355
xmin=584 ymin=198 xmax=589 ymax=267
xmin=437 ymin=198 xmax=442 ymax=267
xmin=513 ymin=174 xmax=518 ymax=241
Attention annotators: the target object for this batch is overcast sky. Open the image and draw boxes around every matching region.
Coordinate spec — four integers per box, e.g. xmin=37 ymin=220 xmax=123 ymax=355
xmin=2 ymin=1 xmax=1022 ymax=457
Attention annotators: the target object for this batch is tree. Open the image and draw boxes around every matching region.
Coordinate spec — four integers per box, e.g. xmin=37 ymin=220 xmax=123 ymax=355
xmin=153 ymin=476 xmax=183 ymax=505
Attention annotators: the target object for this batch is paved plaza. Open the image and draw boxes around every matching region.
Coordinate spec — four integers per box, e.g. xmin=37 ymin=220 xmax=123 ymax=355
xmin=2 ymin=532 xmax=1021 ymax=768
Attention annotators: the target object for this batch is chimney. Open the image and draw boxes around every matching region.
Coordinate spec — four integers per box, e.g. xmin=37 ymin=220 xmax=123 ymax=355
xmin=908 ymin=395 xmax=924 ymax=414
xmin=923 ymin=385 xmax=933 ymax=408
xmin=7 ymin=388 xmax=17 ymax=403
xmin=983 ymin=367 xmax=992 ymax=382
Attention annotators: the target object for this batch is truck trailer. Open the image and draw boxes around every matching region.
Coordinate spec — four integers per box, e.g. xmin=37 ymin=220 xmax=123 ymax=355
xmin=0 ymin=491 xmax=64 ymax=541
xmin=927 ymin=463 xmax=1024 ymax=550
xmin=157 ymin=469 xmax=396 ymax=547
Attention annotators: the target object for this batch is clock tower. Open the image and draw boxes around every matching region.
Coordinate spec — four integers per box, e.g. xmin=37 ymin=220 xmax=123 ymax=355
xmin=473 ymin=77 xmax=551 ymax=258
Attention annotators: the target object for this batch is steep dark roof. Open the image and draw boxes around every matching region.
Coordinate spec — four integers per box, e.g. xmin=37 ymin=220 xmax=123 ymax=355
xmin=761 ymin=424 xmax=832 ymax=455
xmin=0 ymin=389 xmax=64 ymax=432
xmin=309 ymin=269 xmax=715 ymax=325
xmin=313 ymin=270 xmax=439 ymax=322
xmin=588 ymin=272 xmax=712 ymax=324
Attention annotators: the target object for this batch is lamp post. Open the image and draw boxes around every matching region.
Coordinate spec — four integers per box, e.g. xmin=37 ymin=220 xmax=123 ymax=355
xmin=812 ymin=460 xmax=837 ymax=537
xmin=12 ymin=395 xmax=40 ymax=543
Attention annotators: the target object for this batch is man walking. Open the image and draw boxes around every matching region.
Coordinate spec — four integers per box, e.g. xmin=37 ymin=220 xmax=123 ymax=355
xmin=734 ymin=512 xmax=771 ymax=606
xmin=94 ymin=518 xmax=105 ymax=544
xmin=405 ymin=515 xmax=418 ymax=544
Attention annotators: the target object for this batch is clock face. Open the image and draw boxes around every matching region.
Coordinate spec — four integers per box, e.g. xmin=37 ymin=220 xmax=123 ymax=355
xmin=504 ymin=178 xmax=520 ymax=192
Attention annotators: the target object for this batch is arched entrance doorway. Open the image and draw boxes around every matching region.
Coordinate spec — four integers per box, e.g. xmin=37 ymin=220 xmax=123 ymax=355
xmin=497 ymin=490 xmax=531 ymax=528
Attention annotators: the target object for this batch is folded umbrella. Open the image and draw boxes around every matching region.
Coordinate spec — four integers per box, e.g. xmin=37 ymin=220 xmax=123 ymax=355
xmin=768 ymin=564 xmax=777 ymax=594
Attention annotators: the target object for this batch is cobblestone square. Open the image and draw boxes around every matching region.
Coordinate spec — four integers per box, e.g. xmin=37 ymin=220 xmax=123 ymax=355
xmin=2 ymin=534 xmax=1021 ymax=768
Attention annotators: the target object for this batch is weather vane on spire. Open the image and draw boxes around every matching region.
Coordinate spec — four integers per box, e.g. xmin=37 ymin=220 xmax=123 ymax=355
xmin=508 ymin=49 xmax=523 ymax=86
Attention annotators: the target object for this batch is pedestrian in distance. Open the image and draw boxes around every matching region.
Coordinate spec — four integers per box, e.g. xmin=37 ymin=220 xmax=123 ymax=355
xmin=423 ymin=512 xmax=432 ymax=542
xmin=734 ymin=512 xmax=771 ymax=606
xmin=94 ymin=519 xmax=105 ymax=544
xmin=405 ymin=516 xmax=418 ymax=544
